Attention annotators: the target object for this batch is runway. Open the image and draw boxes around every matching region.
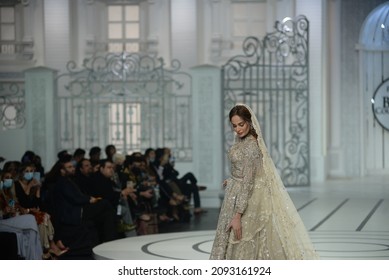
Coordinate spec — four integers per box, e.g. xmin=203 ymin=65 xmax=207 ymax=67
xmin=93 ymin=230 xmax=389 ymax=260
xmin=94 ymin=175 xmax=389 ymax=260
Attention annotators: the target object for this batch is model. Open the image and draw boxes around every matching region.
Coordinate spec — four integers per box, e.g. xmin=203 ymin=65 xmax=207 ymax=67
xmin=210 ymin=104 xmax=319 ymax=259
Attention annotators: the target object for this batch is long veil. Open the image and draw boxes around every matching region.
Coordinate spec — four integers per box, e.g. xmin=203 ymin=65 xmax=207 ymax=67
xmin=235 ymin=103 xmax=319 ymax=259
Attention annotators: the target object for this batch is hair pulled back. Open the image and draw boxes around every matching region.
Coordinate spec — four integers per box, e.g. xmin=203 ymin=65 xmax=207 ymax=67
xmin=229 ymin=105 xmax=258 ymax=139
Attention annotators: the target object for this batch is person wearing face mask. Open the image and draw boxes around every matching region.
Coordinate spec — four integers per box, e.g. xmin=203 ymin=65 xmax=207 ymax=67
xmin=0 ymin=171 xmax=21 ymax=219
xmin=14 ymin=163 xmax=68 ymax=259
xmin=0 ymin=170 xmax=43 ymax=259
xmin=0 ymin=171 xmax=43 ymax=259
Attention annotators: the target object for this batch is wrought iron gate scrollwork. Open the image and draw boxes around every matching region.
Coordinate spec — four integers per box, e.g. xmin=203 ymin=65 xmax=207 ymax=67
xmin=56 ymin=52 xmax=192 ymax=161
xmin=222 ymin=15 xmax=310 ymax=186
xmin=0 ymin=82 xmax=25 ymax=129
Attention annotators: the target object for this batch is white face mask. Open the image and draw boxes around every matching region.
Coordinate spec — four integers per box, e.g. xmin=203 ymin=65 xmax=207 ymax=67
xmin=24 ymin=172 xmax=34 ymax=181
xmin=3 ymin=178 xmax=13 ymax=189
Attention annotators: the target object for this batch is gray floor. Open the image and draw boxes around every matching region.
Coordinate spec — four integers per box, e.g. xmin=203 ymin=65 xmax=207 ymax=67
xmin=94 ymin=175 xmax=389 ymax=259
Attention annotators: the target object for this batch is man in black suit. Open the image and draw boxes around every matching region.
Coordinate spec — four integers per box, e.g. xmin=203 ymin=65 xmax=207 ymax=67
xmin=53 ymin=156 xmax=117 ymax=254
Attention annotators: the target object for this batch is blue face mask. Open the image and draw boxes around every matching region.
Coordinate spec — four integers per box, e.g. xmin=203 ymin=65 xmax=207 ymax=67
xmin=3 ymin=179 xmax=13 ymax=189
xmin=23 ymin=172 xmax=34 ymax=181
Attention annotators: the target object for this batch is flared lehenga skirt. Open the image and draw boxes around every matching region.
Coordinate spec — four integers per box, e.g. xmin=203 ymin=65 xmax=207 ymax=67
xmin=210 ymin=178 xmax=319 ymax=260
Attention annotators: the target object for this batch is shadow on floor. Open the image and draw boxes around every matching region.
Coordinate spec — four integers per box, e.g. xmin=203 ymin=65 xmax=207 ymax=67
xmin=158 ymin=208 xmax=219 ymax=234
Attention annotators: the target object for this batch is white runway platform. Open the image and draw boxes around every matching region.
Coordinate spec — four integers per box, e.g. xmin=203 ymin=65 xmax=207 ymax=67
xmin=94 ymin=175 xmax=389 ymax=260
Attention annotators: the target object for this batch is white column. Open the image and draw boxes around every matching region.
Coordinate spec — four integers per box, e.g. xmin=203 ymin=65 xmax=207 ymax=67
xmin=296 ymin=0 xmax=327 ymax=182
xmin=191 ymin=65 xmax=223 ymax=206
xmin=24 ymin=67 xmax=58 ymax=169
xmin=327 ymin=0 xmax=345 ymax=177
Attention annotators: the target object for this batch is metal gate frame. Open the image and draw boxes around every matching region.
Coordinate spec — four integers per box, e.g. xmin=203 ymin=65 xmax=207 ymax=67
xmin=56 ymin=52 xmax=192 ymax=161
xmin=222 ymin=15 xmax=310 ymax=186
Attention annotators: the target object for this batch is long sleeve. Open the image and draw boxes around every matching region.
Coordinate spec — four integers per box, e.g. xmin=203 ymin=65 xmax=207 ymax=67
xmin=235 ymin=139 xmax=261 ymax=214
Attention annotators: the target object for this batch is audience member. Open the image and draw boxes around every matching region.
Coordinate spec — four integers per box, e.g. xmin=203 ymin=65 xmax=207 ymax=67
xmin=105 ymin=144 xmax=116 ymax=162
xmin=52 ymin=156 xmax=117 ymax=256
xmin=14 ymin=163 xmax=68 ymax=259
xmin=163 ymin=148 xmax=207 ymax=215
xmin=89 ymin=146 xmax=102 ymax=165
xmin=73 ymin=148 xmax=86 ymax=164
xmin=1 ymin=145 xmax=208 ymax=257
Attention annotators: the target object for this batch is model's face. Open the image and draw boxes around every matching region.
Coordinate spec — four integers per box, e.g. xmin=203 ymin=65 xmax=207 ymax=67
xmin=231 ymin=115 xmax=250 ymax=138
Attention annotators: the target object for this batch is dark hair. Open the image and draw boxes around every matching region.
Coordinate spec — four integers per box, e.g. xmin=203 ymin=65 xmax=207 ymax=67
xmin=229 ymin=105 xmax=258 ymax=139
xmin=58 ymin=154 xmax=73 ymax=169
xmin=89 ymin=146 xmax=101 ymax=157
xmin=144 ymin=148 xmax=155 ymax=157
xmin=73 ymin=148 xmax=86 ymax=158
xmin=3 ymin=161 xmax=20 ymax=173
xmin=155 ymin=148 xmax=165 ymax=161
xmin=57 ymin=150 xmax=69 ymax=160
xmin=76 ymin=158 xmax=90 ymax=172
xmin=123 ymin=155 xmax=135 ymax=168
xmin=18 ymin=162 xmax=35 ymax=175
xmin=21 ymin=150 xmax=35 ymax=163
xmin=105 ymin=145 xmax=116 ymax=156
xmin=99 ymin=159 xmax=113 ymax=169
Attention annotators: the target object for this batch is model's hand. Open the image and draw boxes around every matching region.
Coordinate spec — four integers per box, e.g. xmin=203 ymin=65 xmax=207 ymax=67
xmin=227 ymin=213 xmax=242 ymax=240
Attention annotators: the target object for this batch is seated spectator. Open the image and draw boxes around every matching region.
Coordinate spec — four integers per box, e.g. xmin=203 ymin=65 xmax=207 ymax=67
xmin=57 ymin=150 xmax=70 ymax=161
xmin=111 ymin=154 xmax=136 ymax=233
xmin=90 ymin=159 xmax=133 ymax=207
xmin=163 ymin=148 xmax=207 ymax=215
xmin=2 ymin=170 xmax=43 ymax=260
xmin=53 ymin=156 xmax=117 ymax=255
xmin=2 ymin=161 xmax=20 ymax=179
xmin=89 ymin=146 xmax=102 ymax=166
xmin=120 ymin=156 xmax=156 ymax=225
xmin=21 ymin=150 xmax=35 ymax=164
xmin=137 ymin=154 xmax=172 ymax=232
xmin=75 ymin=158 xmax=94 ymax=195
xmin=41 ymin=159 xmax=62 ymax=213
xmin=153 ymin=148 xmax=189 ymax=222
xmin=73 ymin=148 xmax=86 ymax=165
xmin=14 ymin=163 xmax=68 ymax=259
xmin=105 ymin=144 xmax=117 ymax=162
xmin=33 ymin=155 xmax=45 ymax=180
xmin=90 ymin=159 xmax=136 ymax=234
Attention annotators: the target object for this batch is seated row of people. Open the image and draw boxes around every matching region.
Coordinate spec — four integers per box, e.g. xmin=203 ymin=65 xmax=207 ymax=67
xmin=0 ymin=145 xmax=207 ymax=259
xmin=0 ymin=163 xmax=68 ymax=259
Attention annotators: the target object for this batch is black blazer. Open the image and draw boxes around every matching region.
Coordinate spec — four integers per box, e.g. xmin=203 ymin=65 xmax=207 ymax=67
xmin=53 ymin=176 xmax=90 ymax=226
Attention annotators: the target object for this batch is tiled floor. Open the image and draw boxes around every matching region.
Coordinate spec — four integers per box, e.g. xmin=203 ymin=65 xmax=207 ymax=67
xmin=93 ymin=175 xmax=389 ymax=260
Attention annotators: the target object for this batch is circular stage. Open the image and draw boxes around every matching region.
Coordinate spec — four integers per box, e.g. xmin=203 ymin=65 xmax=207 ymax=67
xmin=93 ymin=230 xmax=389 ymax=260
xmin=93 ymin=230 xmax=214 ymax=260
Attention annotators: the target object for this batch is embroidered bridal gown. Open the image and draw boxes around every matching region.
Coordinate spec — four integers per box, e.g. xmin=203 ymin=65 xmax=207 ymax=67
xmin=210 ymin=105 xmax=319 ymax=260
